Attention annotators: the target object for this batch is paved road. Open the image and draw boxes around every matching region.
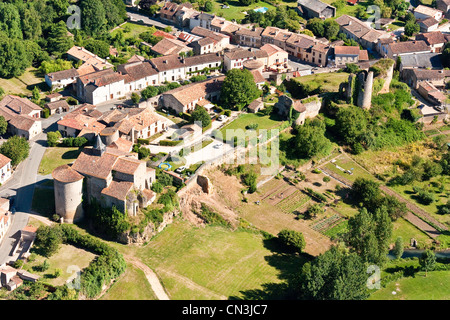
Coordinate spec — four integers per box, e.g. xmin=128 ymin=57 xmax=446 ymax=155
xmin=0 ymin=113 xmax=61 ymax=265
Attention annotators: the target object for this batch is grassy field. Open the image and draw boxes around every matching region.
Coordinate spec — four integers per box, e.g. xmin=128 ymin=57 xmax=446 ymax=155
xmin=24 ymin=244 xmax=96 ymax=287
xmin=208 ymin=0 xmax=278 ymax=21
xmin=111 ymin=22 xmax=157 ymax=39
xmin=125 ymin=219 xmax=307 ymax=300
xmin=324 ymin=155 xmax=375 ymax=182
xmin=369 ymin=270 xmax=450 ymax=300
xmin=38 ymin=147 xmax=83 ymax=176
xmin=391 ymin=217 xmax=434 ymax=248
xmin=219 ymin=112 xmax=286 ymax=142
xmin=0 ymin=67 xmax=45 ymax=96
xmin=293 ymin=72 xmax=350 ymax=93
xmin=100 ymin=262 xmax=158 ymax=300
xmin=390 ymin=176 xmax=450 ymax=227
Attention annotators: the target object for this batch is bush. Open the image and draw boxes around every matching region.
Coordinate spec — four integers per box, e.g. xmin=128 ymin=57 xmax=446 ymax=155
xmin=277 ymin=229 xmax=306 ymax=253
xmin=47 ymin=131 xmax=62 ymax=147
xmin=159 ymin=140 xmax=181 ymax=146
xmin=137 ymin=138 xmax=150 ymax=145
xmin=151 ymin=182 xmax=163 ymax=193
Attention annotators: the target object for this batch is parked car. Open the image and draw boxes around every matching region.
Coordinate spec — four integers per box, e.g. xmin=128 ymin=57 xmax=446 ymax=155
xmin=175 ymin=166 xmax=186 ymax=173
xmin=213 ymin=143 xmax=223 ymax=149
xmin=218 ymin=115 xmax=228 ymax=121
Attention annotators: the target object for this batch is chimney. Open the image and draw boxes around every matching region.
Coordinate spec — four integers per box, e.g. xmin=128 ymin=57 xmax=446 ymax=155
xmin=348 ymin=21 xmax=352 ymax=25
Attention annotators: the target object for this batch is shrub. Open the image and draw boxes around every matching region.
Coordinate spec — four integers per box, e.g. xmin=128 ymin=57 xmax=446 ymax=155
xmin=277 ymin=229 xmax=306 ymax=253
xmin=137 ymin=138 xmax=150 ymax=145
xmin=151 ymin=182 xmax=163 ymax=193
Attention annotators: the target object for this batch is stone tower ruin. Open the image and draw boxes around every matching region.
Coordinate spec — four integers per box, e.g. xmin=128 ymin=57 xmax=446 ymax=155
xmin=52 ymin=164 xmax=84 ymax=223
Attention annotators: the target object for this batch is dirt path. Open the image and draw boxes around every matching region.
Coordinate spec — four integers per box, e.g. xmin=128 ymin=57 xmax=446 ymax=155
xmin=125 ymin=256 xmax=170 ymax=300
xmin=157 ymin=269 xmax=227 ymax=300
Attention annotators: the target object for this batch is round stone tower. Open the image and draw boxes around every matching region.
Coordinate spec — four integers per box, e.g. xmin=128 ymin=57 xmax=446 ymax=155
xmin=52 ymin=165 xmax=84 ymax=223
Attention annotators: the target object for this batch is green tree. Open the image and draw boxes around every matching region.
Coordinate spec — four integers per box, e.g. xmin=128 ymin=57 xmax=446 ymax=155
xmin=335 ymin=106 xmax=368 ymax=146
xmin=350 ymin=178 xmax=382 ymax=211
xmin=393 ymin=236 xmax=404 ymax=260
xmin=0 ymin=2 xmax=23 ymax=39
xmin=0 ymin=115 xmax=7 ymax=135
xmin=35 ymin=225 xmax=64 ymax=258
xmin=141 ymin=86 xmax=159 ymax=100
xmin=404 ymin=21 xmax=420 ymax=36
xmin=0 ymin=136 xmax=30 ymax=166
xmin=346 ymin=207 xmax=392 ymax=266
xmin=131 ymin=92 xmax=141 ymax=105
xmin=47 ymin=21 xmax=74 ymax=56
xmin=419 ymin=249 xmax=436 ymax=277
xmin=306 ymin=18 xmax=325 ymax=37
xmin=0 ymin=34 xmax=30 ymax=78
xmin=84 ymin=39 xmax=110 ymax=58
xmin=190 ymin=105 xmax=211 ymax=128
xmin=80 ymin=0 xmax=107 ymax=35
xmin=47 ymin=131 xmax=62 ymax=147
xmin=220 ymin=69 xmax=261 ymax=110
xmin=204 ymin=0 xmax=214 ymax=12
xmin=277 ymin=229 xmax=306 ymax=253
xmin=299 ymin=246 xmax=369 ymax=300
xmin=32 ymin=86 xmax=40 ymax=104
xmin=294 ymin=119 xmax=332 ymax=159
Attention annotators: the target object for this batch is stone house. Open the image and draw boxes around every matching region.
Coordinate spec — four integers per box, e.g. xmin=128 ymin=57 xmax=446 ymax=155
xmin=161 ymin=76 xmax=225 ymax=114
xmin=235 ymin=27 xmax=264 ymax=48
xmin=45 ymin=68 xmax=79 ymax=90
xmin=296 ymin=0 xmax=336 ymax=19
xmin=0 ymin=95 xmax=42 ymax=140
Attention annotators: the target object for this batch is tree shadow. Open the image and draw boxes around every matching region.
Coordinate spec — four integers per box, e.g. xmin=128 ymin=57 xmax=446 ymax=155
xmin=228 ymin=237 xmax=314 ymax=300
xmin=61 ymin=148 xmax=83 ymax=160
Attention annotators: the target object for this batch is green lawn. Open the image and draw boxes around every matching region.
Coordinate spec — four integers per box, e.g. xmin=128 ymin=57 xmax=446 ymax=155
xmin=0 ymin=67 xmax=45 ymax=96
xmin=208 ymin=0 xmax=278 ymax=21
xmin=369 ymin=270 xmax=450 ymax=300
xmin=111 ymin=22 xmax=157 ymax=39
xmin=324 ymin=155 xmax=374 ymax=182
xmin=391 ymin=217 xmax=434 ymax=248
xmin=101 ymin=263 xmax=158 ymax=300
xmin=24 ymin=244 xmax=96 ymax=287
xmin=390 ymin=176 xmax=450 ymax=227
xmin=131 ymin=220 xmax=307 ymax=300
xmin=38 ymin=147 xmax=83 ymax=176
xmin=293 ymin=72 xmax=350 ymax=93
xmin=219 ymin=112 xmax=286 ymax=142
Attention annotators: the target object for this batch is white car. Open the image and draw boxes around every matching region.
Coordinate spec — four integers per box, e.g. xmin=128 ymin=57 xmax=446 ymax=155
xmin=213 ymin=143 xmax=223 ymax=149
xmin=218 ymin=115 xmax=228 ymax=121
xmin=175 ymin=166 xmax=186 ymax=173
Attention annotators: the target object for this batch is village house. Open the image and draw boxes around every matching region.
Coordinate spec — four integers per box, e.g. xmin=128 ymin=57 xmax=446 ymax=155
xmin=177 ymin=31 xmax=202 ymax=44
xmin=415 ymin=31 xmax=447 ymax=53
xmin=333 ymin=46 xmax=369 ymax=67
xmin=260 ymin=44 xmax=289 ymax=71
xmin=235 ymin=27 xmax=264 ymax=48
xmin=76 ymin=69 xmax=127 ymax=105
xmin=414 ymin=5 xmax=443 ymax=21
xmin=189 ymin=12 xmax=215 ymax=30
xmin=436 ymin=0 xmax=450 ymax=18
xmin=417 ymin=80 xmax=448 ymax=106
xmin=159 ymin=2 xmax=182 ymax=24
xmin=0 ymin=266 xmax=22 ymax=291
xmin=261 ymin=27 xmax=293 ymax=49
xmin=66 ymin=46 xmax=113 ymax=71
xmin=336 ymin=15 xmax=389 ymax=52
xmin=247 ymin=98 xmax=264 ymax=113
xmin=57 ymin=112 xmax=106 ymax=138
xmin=45 ymin=93 xmax=63 ymax=103
xmin=0 ymin=95 xmax=42 ymax=140
xmin=110 ymin=108 xmax=169 ymax=143
xmin=285 ymin=33 xmax=316 ymax=60
xmin=161 ymin=76 xmax=225 ymax=114
xmin=383 ymin=40 xmax=431 ymax=59
xmin=176 ymin=123 xmax=203 ymax=142
xmin=174 ymin=4 xmax=199 ymax=27
xmin=43 ymin=99 xmax=71 ymax=115
xmin=190 ymin=27 xmax=231 ymax=51
xmin=117 ymin=60 xmax=159 ymax=91
xmin=402 ymin=68 xmax=449 ymax=89
xmin=45 ymin=68 xmax=79 ymax=90
xmin=150 ymin=38 xmax=192 ymax=56
xmin=210 ymin=16 xmax=241 ymax=42
xmin=189 ymin=37 xmax=217 ymax=55
xmin=399 ymin=52 xmax=443 ymax=71
xmin=418 ymin=17 xmax=440 ymax=33
xmin=296 ymin=0 xmax=336 ymax=19
xmin=223 ymin=48 xmax=268 ymax=72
